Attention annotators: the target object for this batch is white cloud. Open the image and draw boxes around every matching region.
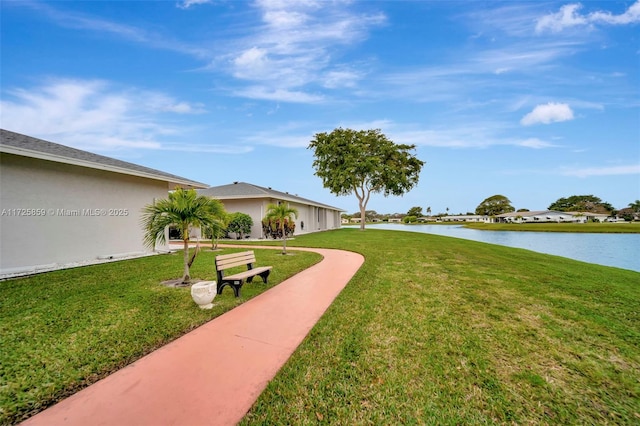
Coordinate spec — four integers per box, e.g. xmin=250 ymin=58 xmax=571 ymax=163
xmin=322 ymin=69 xmax=363 ymax=89
xmin=517 ymin=138 xmax=558 ymax=149
xmin=21 ymin=1 xmax=209 ymax=58
xmin=536 ymin=1 xmax=640 ymax=33
xmin=220 ymin=1 xmax=385 ymax=102
xmin=474 ymin=42 xmax=581 ymax=73
xmin=560 ymin=164 xmax=640 ymax=178
xmin=176 ymin=0 xmax=213 ymax=10
xmin=263 ymin=9 xmax=309 ymax=28
xmin=234 ymin=47 xmax=269 ymax=69
xmin=356 ymin=121 xmax=557 ymax=150
xmin=232 ymin=47 xmax=271 ymax=80
xmin=232 ymin=86 xmax=324 ymax=103
xmin=589 ymin=1 xmax=640 ymax=25
xmin=0 ymin=79 xmax=218 ymax=153
xmin=536 ymin=4 xmax=587 ymax=33
xmin=521 ymin=103 xmax=574 ymax=125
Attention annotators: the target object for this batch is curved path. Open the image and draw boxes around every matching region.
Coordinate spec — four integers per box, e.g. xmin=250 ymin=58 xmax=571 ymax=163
xmin=22 ymin=246 xmax=364 ymax=426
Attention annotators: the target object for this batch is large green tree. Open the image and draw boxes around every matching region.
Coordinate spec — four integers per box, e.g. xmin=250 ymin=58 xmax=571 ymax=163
xmin=265 ymin=202 xmax=298 ymax=254
xmin=407 ymin=206 xmax=423 ymax=217
xmin=475 ymin=195 xmax=515 ymax=216
xmin=308 ymin=128 xmax=425 ymax=230
xmin=141 ymin=188 xmax=226 ymax=284
xmin=548 ymin=195 xmax=614 ymax=213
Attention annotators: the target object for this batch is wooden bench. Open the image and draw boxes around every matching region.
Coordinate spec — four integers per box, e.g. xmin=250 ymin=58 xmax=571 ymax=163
xmin=214 ymin=250 xmax=273 ymax=297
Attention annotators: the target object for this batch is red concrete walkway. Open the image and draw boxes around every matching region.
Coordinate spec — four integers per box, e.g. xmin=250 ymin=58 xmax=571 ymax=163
xmin=22 ymin=246 xmax=364 ymax=426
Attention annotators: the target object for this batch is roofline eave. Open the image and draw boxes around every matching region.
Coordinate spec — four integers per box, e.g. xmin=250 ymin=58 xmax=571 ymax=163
xmin=1 ymin=145 xmax=208 ymax=189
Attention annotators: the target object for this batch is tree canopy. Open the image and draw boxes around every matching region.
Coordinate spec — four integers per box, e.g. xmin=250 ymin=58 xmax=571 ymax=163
xmin=264 ymin=202 xmax=298 ymax=254
xmin=548 ymin=195 xmax=614 ymax=213
xmin=308 ymin=128 xmax=425 ymax=230
xmin=141 ymin=188 xmax=226 ymax=284
xmin=407 ymin=206 xmax=423 ymax=217
xmin=475 ymin=195 xmax=515 ymax=216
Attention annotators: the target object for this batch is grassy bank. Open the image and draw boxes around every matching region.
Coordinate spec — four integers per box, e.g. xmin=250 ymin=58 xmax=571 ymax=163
xmin=243 ymin=229 xmax=640 ymax=425
xmin=463 ymin=222 xmax=640 ymax=233
xmin=0 ymin=248 xmax=322 ymax=425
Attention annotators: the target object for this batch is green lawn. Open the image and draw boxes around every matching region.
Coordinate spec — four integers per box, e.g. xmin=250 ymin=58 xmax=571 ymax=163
xmin=0 ymin=248 xmax=322 ymax=425
xmin=2 ymin=230 xmax=639 ymax=425
xmin=242 ymin=229 xmax=640 ymax=425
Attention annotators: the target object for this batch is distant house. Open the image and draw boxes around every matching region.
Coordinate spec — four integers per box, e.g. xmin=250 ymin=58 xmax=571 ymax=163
xmin=197 ymin=182 xmax=343 ymax=239
xmin=439 ymin=215 xmax=490 ymax=223
xmin=0 ymin=129 xmax=207 ymax=276
xmin=615 ymin=207 xmax=639 ymax=222
xmin=495 ymin=210 xmax=609 ymax=223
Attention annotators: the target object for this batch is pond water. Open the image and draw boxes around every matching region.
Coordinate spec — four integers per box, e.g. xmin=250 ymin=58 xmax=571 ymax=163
xmin=346 ymin=224 xmax=640 ymax=272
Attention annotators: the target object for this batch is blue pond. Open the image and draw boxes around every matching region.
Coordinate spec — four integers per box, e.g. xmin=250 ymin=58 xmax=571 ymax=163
xmin=346 ymin=223 xmax=640 ymax=272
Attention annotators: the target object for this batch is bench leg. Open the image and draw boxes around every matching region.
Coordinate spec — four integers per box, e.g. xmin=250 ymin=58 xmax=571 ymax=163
xmin=259 ymin=270 xmax=271 ymax=284
xmin=217 ymin=280 xmax=244 ymax=297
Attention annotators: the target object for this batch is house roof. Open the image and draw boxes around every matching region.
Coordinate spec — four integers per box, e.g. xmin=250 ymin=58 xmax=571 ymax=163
xmin=497 ymin=210 xmax=556 ymax=217
xmin=197 ymin=182 xmax=344 ymax=211
xmin=0 ymin=129 xmax=208 ymax=189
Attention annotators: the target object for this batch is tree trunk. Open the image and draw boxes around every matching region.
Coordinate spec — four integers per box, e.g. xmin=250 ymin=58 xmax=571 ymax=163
xmin=182 ymin=237 xmax=190 ymax=283
xmin=281 ymin=224 xmax=287 ymax=254
xmin=187 ymin=239 xmax=200 ymax=268
xmin=355 ymin=185 xmax=368 ymax=231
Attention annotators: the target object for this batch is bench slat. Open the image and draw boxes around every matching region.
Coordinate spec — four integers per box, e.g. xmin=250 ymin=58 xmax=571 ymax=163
xmin=214 ymin=250 xmax=272 ymax=297
xmin=215 ymin=251 xmax=256 ymax=261
xmin=225 ymin=266 xmax=272 ymax=281
xmin=216 ymin=258 xmax=255 ymax=270
xmin=215 ymin=253 xmax=257 ymax=270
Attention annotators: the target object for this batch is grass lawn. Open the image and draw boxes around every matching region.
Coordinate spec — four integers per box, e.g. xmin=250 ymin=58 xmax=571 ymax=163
xmin=242 ymin=229 xmax=640 ymax=425
xmin=0 ymin=247 xmax=322 ymax=425
xmin=3 ymin=229 xmax=639 ymax=425
xmin=462 ymin=222 xmax=640 ymax=233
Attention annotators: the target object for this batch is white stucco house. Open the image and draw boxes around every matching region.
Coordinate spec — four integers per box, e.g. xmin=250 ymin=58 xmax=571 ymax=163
xmin=0 ymin=129 xmax=208 ymax=276
xmin=496 ymin=210 xmax=609 ymax=223
xmin=439 ymin=215 xmax=490 ymax=223
xmin=197 ymin=182 xmax=343 ymax=239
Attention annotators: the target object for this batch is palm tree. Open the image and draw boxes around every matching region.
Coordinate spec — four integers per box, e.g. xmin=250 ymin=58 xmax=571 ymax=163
xmin=265 ymin=202 xmax=298 ymax=254
xmin=207 ymin=212 xmax=229 ymax=250
xmin=629 ymin=200 xmax=640 ymax=212
xmin=142 ymin=188 xmax=226 ymax=284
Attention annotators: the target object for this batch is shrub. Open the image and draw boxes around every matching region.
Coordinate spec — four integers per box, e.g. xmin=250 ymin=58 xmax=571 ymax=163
xmin=227 ymin=212 xmax=253 ymax=239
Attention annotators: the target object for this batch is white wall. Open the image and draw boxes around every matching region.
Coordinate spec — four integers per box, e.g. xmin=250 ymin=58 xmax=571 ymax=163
xmin=217 ymin=198 xmax=342 ymax=239
xmin=0 ymin=154 xmax=170 ymax=272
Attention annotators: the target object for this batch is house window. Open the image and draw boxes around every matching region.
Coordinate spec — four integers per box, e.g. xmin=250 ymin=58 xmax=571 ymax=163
xmin=168 ymin=226 xmax=182 ymax=240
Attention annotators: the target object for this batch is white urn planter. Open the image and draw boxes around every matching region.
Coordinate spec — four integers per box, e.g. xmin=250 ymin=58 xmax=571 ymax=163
xmin=191 ymin=281 xmax=217 ymax=309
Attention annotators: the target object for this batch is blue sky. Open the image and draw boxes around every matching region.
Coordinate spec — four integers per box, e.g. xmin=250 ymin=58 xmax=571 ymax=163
xmin=1 ymin=0 xmax=639 ymax=215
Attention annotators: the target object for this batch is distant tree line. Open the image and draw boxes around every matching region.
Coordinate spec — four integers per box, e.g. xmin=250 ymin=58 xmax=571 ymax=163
xmin=342 ymin=195 xmax=640 ymax=221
